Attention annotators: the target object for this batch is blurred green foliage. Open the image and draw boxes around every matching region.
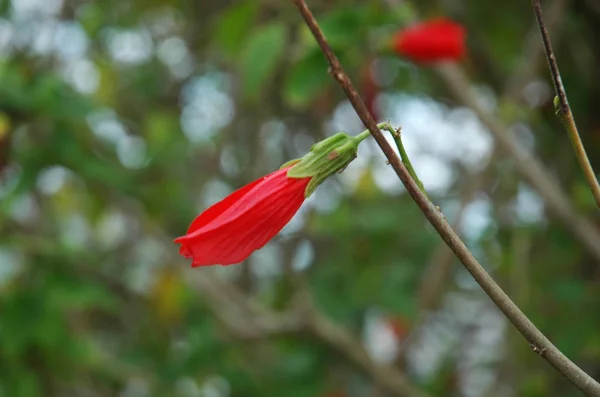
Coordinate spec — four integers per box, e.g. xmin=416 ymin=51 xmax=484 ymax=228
xmin=0 ymin=0 xmax=599 ymax=396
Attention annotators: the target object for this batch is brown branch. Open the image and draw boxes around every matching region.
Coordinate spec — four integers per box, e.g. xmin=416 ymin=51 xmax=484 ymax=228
xmin=532 ymin=0 xmax=600 ymax=207
xmin=532 ymin=0 xmax=568 ymax=114
xmin=289 ymin=0 xmax=600 ymax=395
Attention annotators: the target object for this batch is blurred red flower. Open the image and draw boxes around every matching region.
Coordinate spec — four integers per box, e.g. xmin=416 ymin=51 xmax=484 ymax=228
xmin=361 ymin=60 xmax=380 ymax=121
xmin=175 ymin=166 xmax=310 ymax=267
xmin=393 ymin=18 xmax=466 ymax=64
xmin=387 ymin=315 xmax=410 ymax=340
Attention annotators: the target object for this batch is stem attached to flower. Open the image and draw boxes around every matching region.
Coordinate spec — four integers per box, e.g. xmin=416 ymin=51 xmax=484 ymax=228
xmin=356 ymin=122 xmax=429 ymax=198
xmin=354 ymin=122 xmax=431 ymax=197
xmin=379 ymin=123 xmax=429 ymax=198
xmin=355 ymin=122 xmax=392 ymax=143
xmin=353 ymin=128 xmax=371 ymax=143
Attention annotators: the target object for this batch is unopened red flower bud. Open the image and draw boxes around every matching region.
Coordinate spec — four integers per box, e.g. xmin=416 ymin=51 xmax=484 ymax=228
xmin=393 ymin=18 xmax=466 ymax=64
xmin=175 ymin=131 xmax=370 ymax=267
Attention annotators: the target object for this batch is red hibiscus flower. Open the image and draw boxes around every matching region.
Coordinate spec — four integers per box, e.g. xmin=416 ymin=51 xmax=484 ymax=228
xmin=393 ymin=18 xmax=466 ymax=64
xmin=175 ymin=131 xmax=371 ymax=267
xmin=174 ymin=166 xmax=310 ymax=267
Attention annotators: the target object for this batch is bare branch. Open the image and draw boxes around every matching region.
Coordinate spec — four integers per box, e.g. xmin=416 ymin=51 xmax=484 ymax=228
xmin=289 ymin=0 xmax=600 ymax=395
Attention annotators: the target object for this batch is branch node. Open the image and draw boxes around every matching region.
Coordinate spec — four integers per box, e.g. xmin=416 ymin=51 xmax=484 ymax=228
xmin=529 ymin=342 xmax=548 ymax=356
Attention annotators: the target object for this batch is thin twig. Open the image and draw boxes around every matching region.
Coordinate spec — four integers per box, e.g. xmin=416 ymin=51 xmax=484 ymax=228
xmin=532 ymin=0 xmax=600 ymax=207
xmin=289 ymin=0 xmax=600 ymax=395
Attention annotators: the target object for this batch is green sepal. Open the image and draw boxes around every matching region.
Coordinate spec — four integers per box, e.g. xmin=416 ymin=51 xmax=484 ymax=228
xmin=286 ymin=132 xmax=367 ymax=197
xmin=279 ymin=158 xmax=301 ymax=169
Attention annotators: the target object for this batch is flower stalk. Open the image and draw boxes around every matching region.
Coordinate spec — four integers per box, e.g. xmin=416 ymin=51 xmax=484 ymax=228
xmin=379 ymin=123 xmax=428 ymax=198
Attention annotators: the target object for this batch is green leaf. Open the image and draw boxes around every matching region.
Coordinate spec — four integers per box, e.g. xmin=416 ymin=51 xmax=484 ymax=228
xmin=213 ymin=1 xmax=260 ymax=57
xmin=13 ymin=370 xmax=41 ymax=397
xmin=76 ymin=2 xmax=106 ymax=37
xmin=284 ymin=51 xmax=330 ymax=108
xmin=296 ymin=6 xmax=366 ymax=54
xmin=240 ymin=22 xmax=287 ymax=100
xmin=50 ymin=279 xmax=117 ymax=312
xmin=318 ymin=6 xmax=365 ymax=48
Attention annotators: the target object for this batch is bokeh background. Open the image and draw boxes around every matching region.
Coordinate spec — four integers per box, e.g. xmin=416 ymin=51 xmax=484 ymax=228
xmin=1 ymin=0 xmax=599 ymax=396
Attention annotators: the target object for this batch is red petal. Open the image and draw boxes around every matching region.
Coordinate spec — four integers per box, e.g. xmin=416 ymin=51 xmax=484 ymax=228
xmin=393 ymin=18 xmax=466 ymax=64
xmin=183 ymin=172 xmax=269 ymax=234
xmin=190 ymin=188 xmax=304 ymax=266
xmin=178 ymin=167 xmax=295 ymax=237
xmin=175 ymin=167 xmax=310 ymax=266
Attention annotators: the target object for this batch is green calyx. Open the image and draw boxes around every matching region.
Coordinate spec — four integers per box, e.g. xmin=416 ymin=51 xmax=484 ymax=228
xmin=281 ymin=130 xmax=370 ymax=197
